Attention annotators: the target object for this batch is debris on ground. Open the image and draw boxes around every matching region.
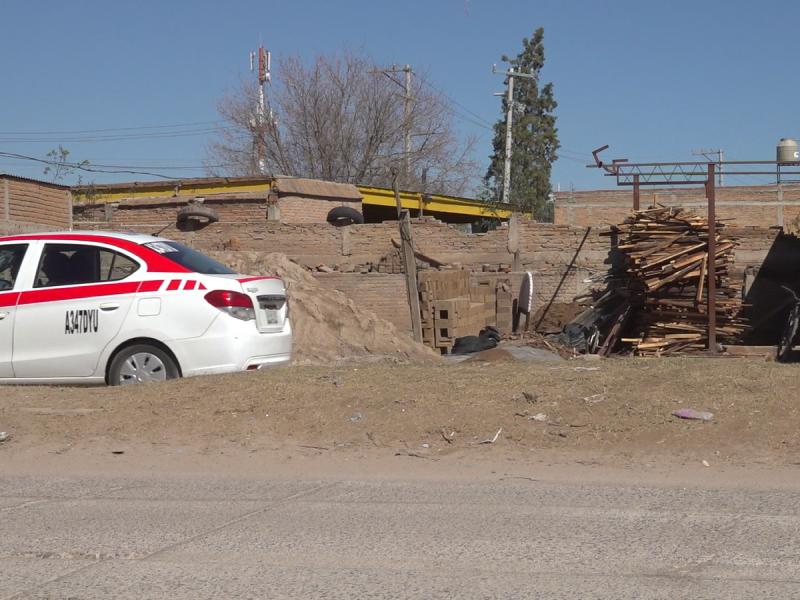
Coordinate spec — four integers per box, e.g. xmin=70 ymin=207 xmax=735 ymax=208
xmin=672 ymin=408 xmax=714 ymax=421
xmin=477 ymin=428 xmax=503 ymax=444
xmin=502 ymin=330 xmax=578 ymax=360
xmin=463 ymin=348 xmax=516 ymax=363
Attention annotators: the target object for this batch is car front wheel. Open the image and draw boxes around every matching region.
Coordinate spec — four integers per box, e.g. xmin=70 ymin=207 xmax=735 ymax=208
xmin=109 ymin=344 xmax=179 ymax=386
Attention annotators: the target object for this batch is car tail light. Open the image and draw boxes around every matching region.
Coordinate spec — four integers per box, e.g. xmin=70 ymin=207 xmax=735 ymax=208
xmin=204 ymin=290 xmax=255 ymax=321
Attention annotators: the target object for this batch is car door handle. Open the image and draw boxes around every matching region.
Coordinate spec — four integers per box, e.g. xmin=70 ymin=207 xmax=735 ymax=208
xmin=0 ymin=312 xmax=7 ymax=320
xmin=99 ymin=303 xmax=120 ymax=311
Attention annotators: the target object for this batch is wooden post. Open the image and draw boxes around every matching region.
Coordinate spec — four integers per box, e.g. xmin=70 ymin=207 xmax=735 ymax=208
xmin=393 ymin=175 xmax=423 ymax=343
xmin=508 ymin=213 xmax=521 ymax=272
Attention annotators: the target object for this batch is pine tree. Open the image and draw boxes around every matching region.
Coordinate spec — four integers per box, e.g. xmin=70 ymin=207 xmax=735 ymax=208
xmin=486 ymin=28 xmax=560 ymax=221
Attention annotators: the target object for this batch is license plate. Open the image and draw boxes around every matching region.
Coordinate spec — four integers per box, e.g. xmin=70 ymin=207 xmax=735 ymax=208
xmin=258 ymin=296 xmax=285 ymax=326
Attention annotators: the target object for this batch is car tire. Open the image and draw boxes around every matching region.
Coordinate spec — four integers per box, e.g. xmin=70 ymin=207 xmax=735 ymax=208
xmin=326 ymin=206 xmax=364 ymax=226
xmin=176 ymin=205 xmax=220 ymax=225
xmin=109 ymin=344 xmax=180 ymax=386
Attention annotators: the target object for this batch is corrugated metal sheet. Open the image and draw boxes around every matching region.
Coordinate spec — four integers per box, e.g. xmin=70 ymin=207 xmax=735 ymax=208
xmin=0 ymin=173 xmax=70 ymax=189
xmin=273 ymin=177 xmax=362 ymax=200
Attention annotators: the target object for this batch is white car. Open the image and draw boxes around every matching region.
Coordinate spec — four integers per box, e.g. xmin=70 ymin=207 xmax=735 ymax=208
xmin=0 ymin=231 xmax=291 ymax=385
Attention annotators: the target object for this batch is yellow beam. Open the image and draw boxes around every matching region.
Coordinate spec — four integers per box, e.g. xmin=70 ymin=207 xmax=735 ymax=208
xmin=76 ymin=179 xmax=274 ymax=203
xmin=75 ymin=177 xmax=514 ymax=220
xmin=357 ymin=186 xmax=512 ymax=219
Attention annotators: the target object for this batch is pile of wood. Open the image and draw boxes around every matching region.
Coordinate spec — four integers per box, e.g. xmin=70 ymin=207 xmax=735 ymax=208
xmin=610 ymin=206 xmax=747 ymax=356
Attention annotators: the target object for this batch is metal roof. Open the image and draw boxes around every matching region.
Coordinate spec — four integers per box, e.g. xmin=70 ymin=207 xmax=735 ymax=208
xmin=0 ymin=173 xmax=70 ymax=189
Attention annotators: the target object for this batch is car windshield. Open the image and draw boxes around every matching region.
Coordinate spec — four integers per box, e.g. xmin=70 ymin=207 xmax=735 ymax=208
xmin=142 ymin=241 xmax=236 ymax=275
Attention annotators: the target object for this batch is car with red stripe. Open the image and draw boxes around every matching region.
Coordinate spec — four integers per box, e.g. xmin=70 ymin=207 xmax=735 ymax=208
xmin=0 ymin=232 xmax=291 ymax=385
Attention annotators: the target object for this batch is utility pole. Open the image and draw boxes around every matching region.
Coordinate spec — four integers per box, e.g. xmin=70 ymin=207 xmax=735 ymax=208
xmin=368 ymin=64 xmax=413 ymax=187
xmin=493 ymin=64 xmax=536 ymax=204
xmin=250 ymin=46 xmax=271 ymax=174
xmin=403 ymin=64 xmax=412 ymax=184
xmin=692 ymin=149 xmax=723 ymax=186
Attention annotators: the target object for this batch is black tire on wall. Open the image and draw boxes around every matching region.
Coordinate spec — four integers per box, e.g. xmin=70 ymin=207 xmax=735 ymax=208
xmin=326 ymin=206 xmax=364 ymax=226
xmin=176 ymin=205 xmax=220 ymax=225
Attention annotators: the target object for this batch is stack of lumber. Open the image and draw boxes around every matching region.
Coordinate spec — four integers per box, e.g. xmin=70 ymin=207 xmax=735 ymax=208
xmin=612 ymin=206 xmax=746 ymax=356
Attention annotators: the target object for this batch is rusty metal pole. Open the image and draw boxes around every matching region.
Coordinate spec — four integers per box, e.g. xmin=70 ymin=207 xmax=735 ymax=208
xmin=707 ymin=164 xmax=717 ymax=352
xmin=633 ymin=174 xmax=640 ymax=210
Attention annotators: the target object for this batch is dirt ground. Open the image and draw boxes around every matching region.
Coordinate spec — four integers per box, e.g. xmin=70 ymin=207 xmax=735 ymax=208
xmin=531 ymin=301 xmax=589 ymax=333
xmin=2 ymin=355 xmax=800 ymax=485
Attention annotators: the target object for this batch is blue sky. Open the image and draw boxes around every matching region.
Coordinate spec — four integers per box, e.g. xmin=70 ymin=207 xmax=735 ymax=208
xmin=1 ymin=0 xmax=797 ymax=192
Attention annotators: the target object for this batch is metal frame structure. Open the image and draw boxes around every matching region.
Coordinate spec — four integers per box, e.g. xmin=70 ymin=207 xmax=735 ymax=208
xmin=588 ymin=145 xmax=800 ymax=352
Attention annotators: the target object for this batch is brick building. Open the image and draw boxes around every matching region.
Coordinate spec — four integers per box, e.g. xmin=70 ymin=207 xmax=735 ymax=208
xmin=0 ymin=174 xmax=71 ymax=233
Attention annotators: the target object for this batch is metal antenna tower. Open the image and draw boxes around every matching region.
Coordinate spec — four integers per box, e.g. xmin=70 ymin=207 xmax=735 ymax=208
xmin=250 ymin=46 xmax=271 ymax=174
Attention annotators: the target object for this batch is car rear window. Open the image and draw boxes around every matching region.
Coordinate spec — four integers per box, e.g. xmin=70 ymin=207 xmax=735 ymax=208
xmin=143 ymin=241 xmax=236 ymax=275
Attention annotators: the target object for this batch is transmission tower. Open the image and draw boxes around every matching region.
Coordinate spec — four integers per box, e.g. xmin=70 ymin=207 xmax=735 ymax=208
xmin=250 ymin=46 xmax=271 ymax=174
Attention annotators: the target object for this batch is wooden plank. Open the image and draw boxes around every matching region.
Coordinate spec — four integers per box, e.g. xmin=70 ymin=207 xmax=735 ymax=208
xmin=696 ymin=253 xmax=707 ymax=303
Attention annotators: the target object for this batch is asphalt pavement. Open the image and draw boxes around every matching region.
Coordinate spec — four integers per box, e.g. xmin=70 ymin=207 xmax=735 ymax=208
xmin=2 ymin=474 xmax=799 ymax=599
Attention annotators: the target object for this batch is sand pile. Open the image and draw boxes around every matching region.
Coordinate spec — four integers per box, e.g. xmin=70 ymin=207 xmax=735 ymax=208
xmin=210 ymin=251 xmax=442 ymax=365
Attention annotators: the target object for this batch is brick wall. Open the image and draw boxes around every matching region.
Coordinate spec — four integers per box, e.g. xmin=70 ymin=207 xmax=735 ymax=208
xmin=2 ymin=177 xmax=71 ymax=232
xmin=277 ymin=197 xmax=361 ymax=223
xmin=312 ymin=272 xmax=411 ymax=332
xmin=74 ymin=196 xmax=362 ymax=227
xmin=554 ymin=184 xmax=800 ymax=228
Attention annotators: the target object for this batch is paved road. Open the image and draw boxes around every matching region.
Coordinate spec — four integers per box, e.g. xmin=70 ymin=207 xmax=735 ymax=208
xmin=1 ymin=475 xmax=799 ymax=599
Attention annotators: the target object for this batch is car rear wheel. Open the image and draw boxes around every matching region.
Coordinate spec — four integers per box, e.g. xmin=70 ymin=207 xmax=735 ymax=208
xmin=109 ymin=344 xmax=179 ymax=386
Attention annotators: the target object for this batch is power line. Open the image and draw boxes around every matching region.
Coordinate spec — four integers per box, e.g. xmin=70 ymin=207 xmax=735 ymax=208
xmin=419 ymin=79 xmax=494 ymax=128
xmin=0 ymin=151 xmax=198 ymax=180
xmin=0 ymin=127 xmax=230 ymax=144
xmin=0 ymin=121 xmax=224 ymax=136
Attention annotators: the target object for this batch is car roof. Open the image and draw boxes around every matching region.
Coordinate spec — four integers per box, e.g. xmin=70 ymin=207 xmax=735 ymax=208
xmin=0 ymin=231 xmax=196 ymax=274
xmin=0 ymin=231 xmax=170 ymax=246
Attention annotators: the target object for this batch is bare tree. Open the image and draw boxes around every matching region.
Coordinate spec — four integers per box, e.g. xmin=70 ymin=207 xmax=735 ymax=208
xmin=206 ymin=49 xmax=480 ymax=196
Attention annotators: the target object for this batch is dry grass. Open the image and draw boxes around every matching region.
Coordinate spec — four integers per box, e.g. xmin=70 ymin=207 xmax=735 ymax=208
xmin=2 ymin=357 xmax=800 ymax=469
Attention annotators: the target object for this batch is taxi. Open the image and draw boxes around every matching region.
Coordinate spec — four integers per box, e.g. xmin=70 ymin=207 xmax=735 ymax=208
xmin=0 ymin=232 xmax=292 ymax=385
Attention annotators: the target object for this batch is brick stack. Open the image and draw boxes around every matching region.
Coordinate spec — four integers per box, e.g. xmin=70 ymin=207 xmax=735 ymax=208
xmin=419 ymin=271 xmax=502 ymax=354
xmin=419 ymin=270 xmax=471 ymax=351
xmin=495 ymin=286 xmax=514 ymax=334
xmin=470 ymin=280 xmax=499 ymax=331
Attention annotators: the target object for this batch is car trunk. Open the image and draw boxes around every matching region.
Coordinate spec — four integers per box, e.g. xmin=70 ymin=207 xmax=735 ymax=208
xmin=236 ymin=276 xmax=288 ymax=334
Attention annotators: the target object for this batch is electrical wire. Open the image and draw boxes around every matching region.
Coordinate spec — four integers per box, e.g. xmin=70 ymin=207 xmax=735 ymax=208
xmin=419 ymin=79 xmax=495 ymax=128
xmin=0 ymin=128 xmax=231 ymax=144
xmin=720 ymin=154 xmax=773 ymax=185
xmin=0 ymin=151 xmax=210 ymax=180
xmin=0 ymin=121 xmax=224 ymax=136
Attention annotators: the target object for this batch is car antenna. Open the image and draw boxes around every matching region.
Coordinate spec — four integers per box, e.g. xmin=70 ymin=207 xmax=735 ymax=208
xmin=152 ymin=221 xmax=173 ymax=237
